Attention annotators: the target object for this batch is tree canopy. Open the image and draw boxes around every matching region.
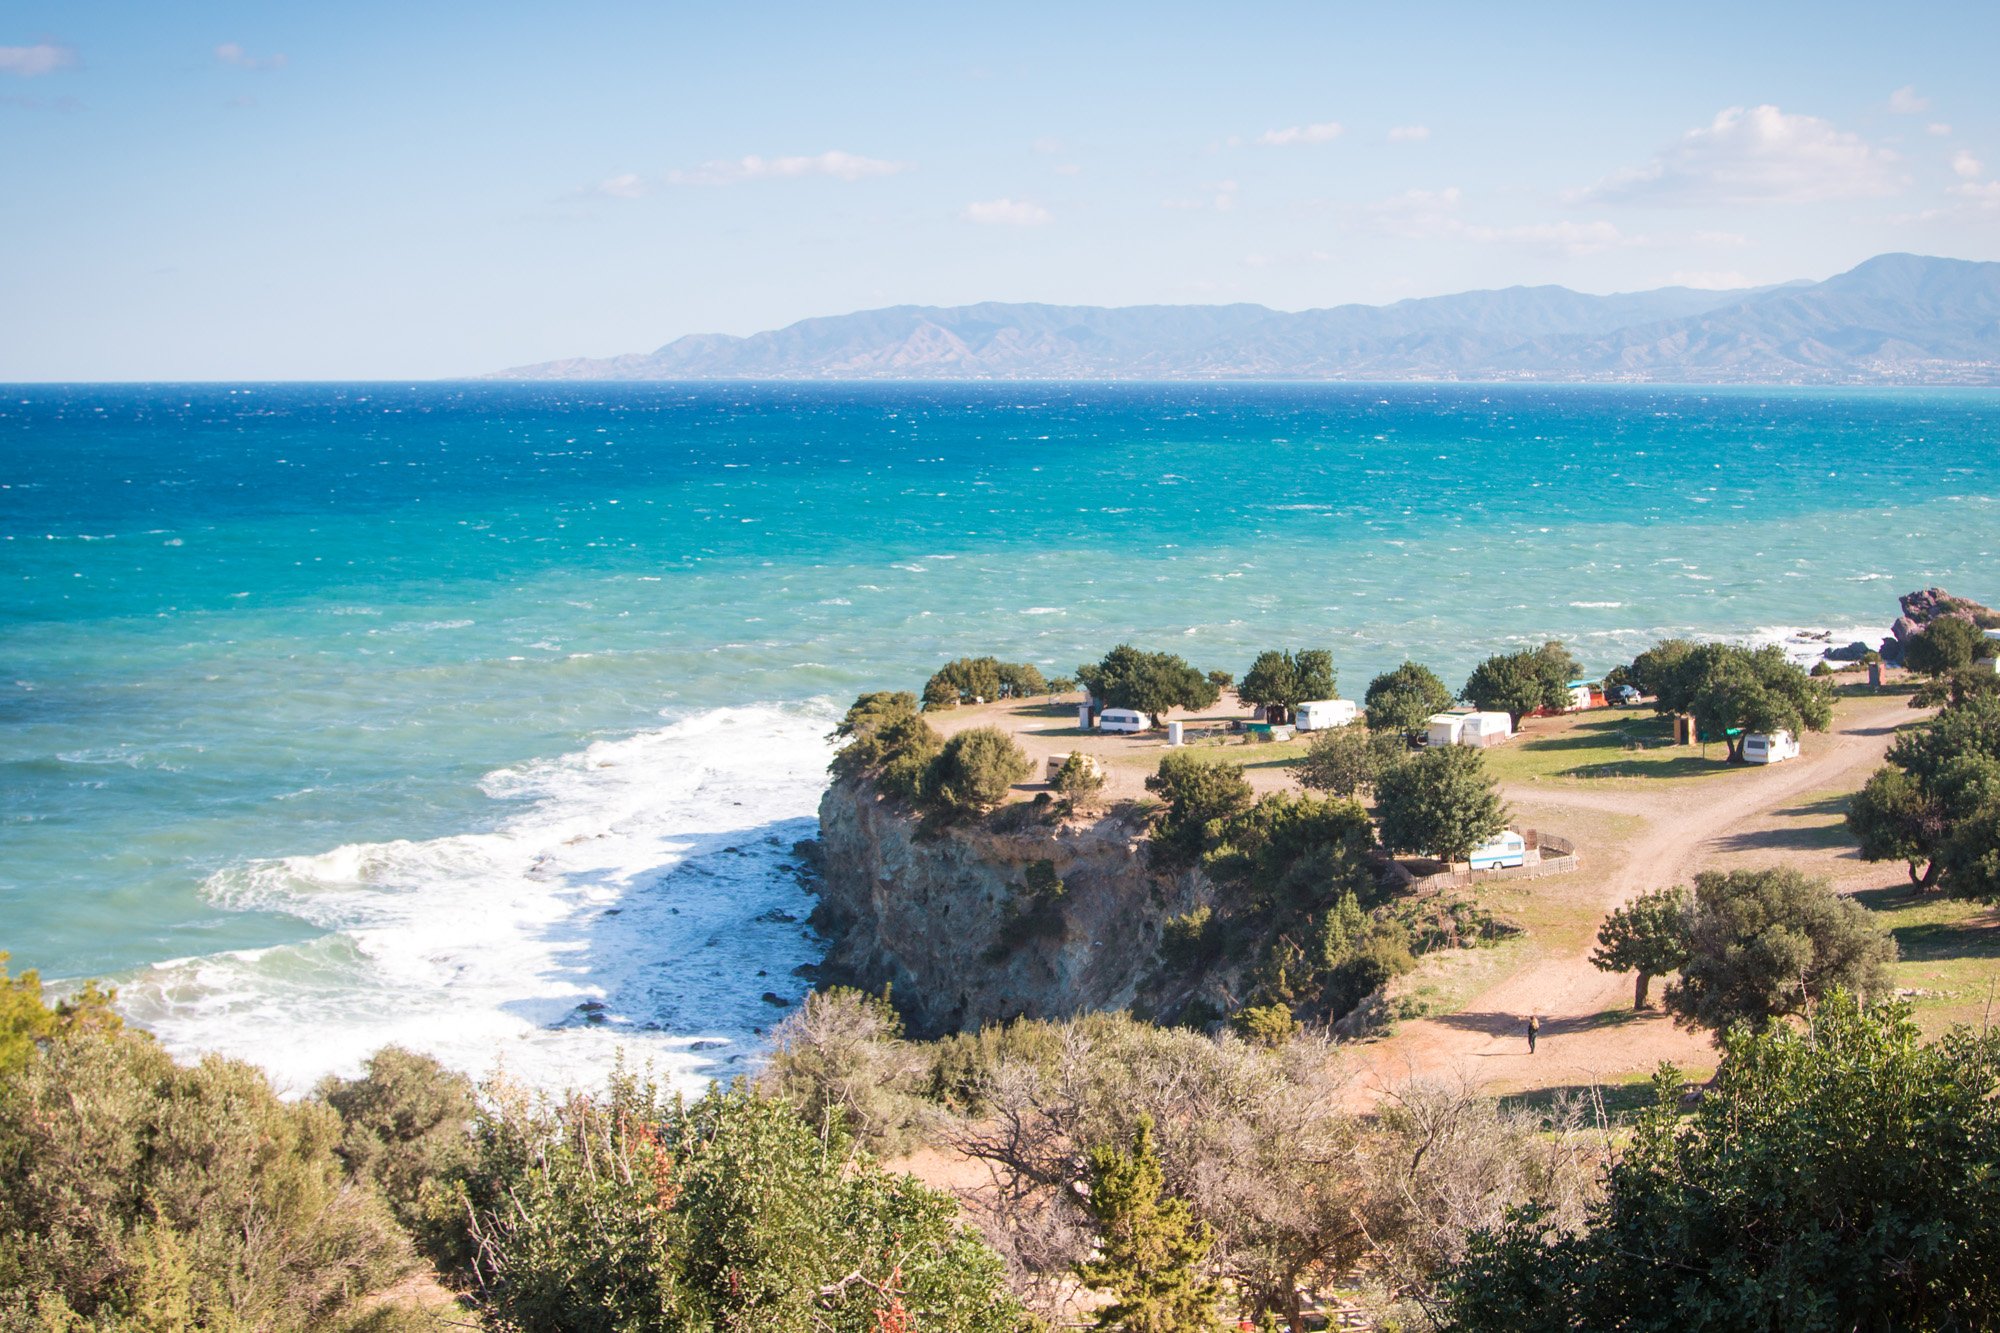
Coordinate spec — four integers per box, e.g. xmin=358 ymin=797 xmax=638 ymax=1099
xmin=830 ymin=691 xmax=944 ymax=802
xmin=923 ymin=657 xmax=1049 ymax=709
xmin=1665 ymin=867 xmax=1894 ymax=1035
xmin=1146 ymin=751 xmax=1256 ymax=871
xmin=1362 ymin=661 xmax=1455 ymax=736
xmin=1075 ymin=1116 xmax=1225 ymax=1332
xmin=1443 ymin=995 xmax=2000 ymax=1332
xmin=1461 ymin=641 xmax=1580 ymax=727
xmin=1373 ymin=745 xmax=1506 ymax=865
xmin=1235 ymin=648 xmax=1336 ymax=724
xmin=1631 ymin=640 xmax=1832 ymax=761
xmin=1903 ymin=616 xmax=1988 ymax=677
xmin=1848 ymin=693 xmax=2000 ymax=897
xmin=1294 ymin=725 xmax=1404 ymax=800
xmin=1589 ymin=886 xmax=1692 ymax=1010
xmin=928 ymin=727 xmax=1034 ymax=814
xmin=1079 ymin=645 xmax=1222 ymax=726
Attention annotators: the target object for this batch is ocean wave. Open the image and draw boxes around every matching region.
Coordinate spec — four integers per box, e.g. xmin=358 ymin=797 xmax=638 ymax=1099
xmin=116 ymin=704 xmax=838 ymax=1097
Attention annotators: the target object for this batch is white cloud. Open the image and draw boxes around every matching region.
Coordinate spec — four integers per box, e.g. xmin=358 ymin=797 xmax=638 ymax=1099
xmin=961 ymin=197 xmax=1051 ymax=226
xmin=595 ymin=173 xmax=646 ymax=199
xmin=1928 ymin=123 xmax=1953 ymax=137
xmin=1387 ymin=125 xmax=1430 ymax=142
xmin=1257 ymin=121 xmax=1342 ymax=146
xmin=667 ymin=150 xmax=910 ymax=186
xmin=1051 ymin=162 xmax=1081 ymax=176
xmin=1163 ymin=180 xmax=1238 ymax=212
xmin=1666 ymin=270 xmax=1753 ymax=290
xmin=1953 ymin=150 xmax=1983 ymax=179
xmin=1575 ymin=105 xmax=1903 ymax=206
xmin=1030 ymin=135 xmax=1065 ymax=155
xmin=1693 ymin=228 xmax=1750 ymax=247
xmin=1888 ymin=85 xmax=1931 ymax=114
xmin=214 ymin=42 xmax=287 ymax=71
xmin=0 ymin=43 xmax=75 ymax=76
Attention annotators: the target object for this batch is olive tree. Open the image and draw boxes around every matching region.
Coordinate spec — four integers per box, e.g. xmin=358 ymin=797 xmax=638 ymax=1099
xmin=1236 ymin=648 xmax=1336 ymax=725
xmin=927 ymin=727 xmax=1033 ymax=813
xmin=1903 ymin=616 xmax=1987 ymax=677
xmin=1636 ymin=641 xmax=1832 ymax=762
xmin=1295 ymin=725 xmax=1404 ymax=799
xmin=1462 ymin=641 xmax=1580 ymax=728
xmin=1079 ymin=645 xmax=1222 ymax=727
xmin=1374 ymin=745 xmax=1506 ymax=866
xmin=1363 ymin=661 xmax=1455 ymax=736
xmin=1665 ymin=867 xmax=1895 ymax=1036
xmin=1847 ymin=694 xmax=2000 ymax=897
xmin=1589 ymin=886 xmax=1693 ymax=1010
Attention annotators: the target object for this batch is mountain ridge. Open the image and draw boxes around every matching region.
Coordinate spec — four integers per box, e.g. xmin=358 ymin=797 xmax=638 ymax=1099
xmin=490 ymin=253 xmax=2000 ymax=384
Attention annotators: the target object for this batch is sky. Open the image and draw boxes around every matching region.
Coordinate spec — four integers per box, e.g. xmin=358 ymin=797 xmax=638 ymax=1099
xmin=2 ymin=1 xmax=1997 ymax=380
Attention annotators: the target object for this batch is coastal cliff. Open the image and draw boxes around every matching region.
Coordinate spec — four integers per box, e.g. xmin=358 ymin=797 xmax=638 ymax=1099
xmin=808 ymin=780 xmax=1204 ymax=1037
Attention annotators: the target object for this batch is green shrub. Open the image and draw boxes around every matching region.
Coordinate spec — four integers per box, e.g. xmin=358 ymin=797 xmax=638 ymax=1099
xmin=318 ymin=1047 xmax=478 ymax=1260
xmin=1145 ymin=752 xmax=1254 ymax=871
xmin=927 ymin=727 xmax=1033 ymax=814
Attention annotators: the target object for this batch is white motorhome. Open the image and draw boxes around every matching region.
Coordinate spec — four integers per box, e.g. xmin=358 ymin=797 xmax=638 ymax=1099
xmin=1742 ymin=730 xmax=1800 ymax=764
xmin=1468 ymin=830 xmax=1528 ymax=870
xmin=1295 ymin=699 xmax=1360 ymax=731
xmin=1097 ymin=707 xmax=1147 ymax=734
xmin=1427 ymin=711 xmax=1513 ymax=748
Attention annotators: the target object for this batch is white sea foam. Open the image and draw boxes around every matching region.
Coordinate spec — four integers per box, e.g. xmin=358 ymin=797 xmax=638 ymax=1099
xmin=115 ymin=704 xmax=837 ymax=1097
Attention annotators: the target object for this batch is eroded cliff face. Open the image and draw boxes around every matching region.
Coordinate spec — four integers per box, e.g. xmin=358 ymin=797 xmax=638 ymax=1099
xmin=807 ymin=780 xmax=1205 ymax=1037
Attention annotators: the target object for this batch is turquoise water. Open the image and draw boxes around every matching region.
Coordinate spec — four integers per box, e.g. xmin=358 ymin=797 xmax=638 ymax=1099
xmin=3 ymin=381 xmax=1995 ymax=1089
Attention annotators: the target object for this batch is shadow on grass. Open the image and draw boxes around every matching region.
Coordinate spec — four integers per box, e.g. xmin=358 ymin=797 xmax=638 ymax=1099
xmin=1852 ymin=884 xmax=2000 ymax=962
xmin=1500 ymin=1079 xmax=1664 ymax=1125
xmin=1518 ymin=715 xmax=1677 ymax=754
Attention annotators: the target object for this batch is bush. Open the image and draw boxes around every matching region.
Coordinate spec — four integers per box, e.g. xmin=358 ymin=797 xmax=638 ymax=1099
xmin=829 ymin=691 xmax=943 ymax=802
xmin=759 ymin=988 xmax=931 ymax=1156
xmin=921 ymin=657 xmax=1050 ymax=709
xmin=1160 ymin=906 xmax=1221 ymax=969
xmin=1052 ymin=751 xmax=1106 ymax=810
xmin=0 ymin=1021 xmax=410 ymax=1331
xmin=1294 ymin=725 xmax=1402 ymax=799
xmin=457 ymin=1079 xmax=1027 ymax=1333
xmin=318 ymin=1046 xmax=477 ymax=1257
xmin=1589 ymin=886 xmax=1692 ymax=1010
xmin=927 ymin=727 xmax=1033 ymax=814
xmin=1145 ymin=752 xmax=1255 ymax=871
xmin=1665 ymin=867 xmax=1895 ymax=1035
xmin=1442 ymin=995 xmax=2000 ymax=1331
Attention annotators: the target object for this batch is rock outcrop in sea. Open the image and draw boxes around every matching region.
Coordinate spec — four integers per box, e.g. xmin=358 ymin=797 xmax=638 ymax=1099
xmin=1881 ymin=587 xmax=2000 ymax=665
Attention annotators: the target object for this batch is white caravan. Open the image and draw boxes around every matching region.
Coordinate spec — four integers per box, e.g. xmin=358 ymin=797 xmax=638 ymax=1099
xmin=1742 ymin=730 xmax=1800 ymax=764
xmin=1097 ymin=707 xmax=1147 ymax=734
xmin=1295 ymin=699 xmax=1360 ymax=731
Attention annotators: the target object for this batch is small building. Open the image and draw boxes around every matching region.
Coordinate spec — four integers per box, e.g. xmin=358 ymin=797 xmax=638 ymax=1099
xmin=1426 ymin=710 xmax=1513 ymax=748
xmin=1743 ymin=730 xmax=1800 ymax=764
xmin=1295 ymin=699 xmax=1360 ymax=731
xmin=1097 ymin=707 xmax=1147 ymax=734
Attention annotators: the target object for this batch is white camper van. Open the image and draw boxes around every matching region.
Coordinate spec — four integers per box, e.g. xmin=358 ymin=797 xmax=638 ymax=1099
xmin=1742 ymin=730 xmax=1800 ymax=764
xmin=1468 ymin=830 xmax=1528 ymax=870
xmin=1097 ymin=707 xmax=1147 ymax=734
xmin=1295 ymin=699 xmax=1360 ymax=731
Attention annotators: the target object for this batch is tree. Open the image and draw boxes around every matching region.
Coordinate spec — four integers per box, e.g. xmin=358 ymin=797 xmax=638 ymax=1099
xmin=1053 ymin=751 xmax=1107 ymax=810
xmin=927 ymin=727 xmax=1033 ymax=813
xmin=1635 ymin=641 xmax=1833 ymax=761
xmin=923 ymin=657 xmax=1049 ymax=709
xmin=1075 ymin=1117 xmax=1225 ymax=1333
xmin=1462 ymin=641 xmax=1579 ymax=727
xmin=1294 ymin=725 xmax=1403 ymax=799
xmin=1590 ymin=886 xmax=1692 ymax=1010
xmin=1374 ymin=745 xmax=1506 ymax=866
xmin=1847 ymin=694 xmax=2000 ymax=897
xmin=1904 ymin=616 xmax=1987 ymax=677
xmin=1441 ymin=995 xmax=2000 ymax=1332
xmin=1363 ymin=661 xmax=1455 ymax=736
xmin=318 ymin=1046 xmax=477 ymax=1250
xmin=1206 ymin=669 xmax=1234 ymax=692
xmin=1079 ymin=646 xmax=1222 ymax=727
xmin=1 ymin=952 xmax=120 ymax=1077
xmin=1145 ymin=752 xmax=1255 ymax=871
xmin=830 ymin=691 xmax=944 ymax=803
xmin=1665 ymin=867 xmax=1894 ymax=1035
xmin=1236 ymin=649 xmax=1336 ymax=725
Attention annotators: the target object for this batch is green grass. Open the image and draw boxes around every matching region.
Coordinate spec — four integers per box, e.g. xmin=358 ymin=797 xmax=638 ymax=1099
xmin=1499 ymin=1069 xmax=1680 ymax=1128
xmin=1479 ymin=708 xmax=1753 ymax=786
xmin=1855 ymin=885 xmax=2000 ymax=1030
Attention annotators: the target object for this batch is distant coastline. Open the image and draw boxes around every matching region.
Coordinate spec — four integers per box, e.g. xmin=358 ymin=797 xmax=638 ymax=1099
xmin=488 ymin=252 xmax=2000 ymax=387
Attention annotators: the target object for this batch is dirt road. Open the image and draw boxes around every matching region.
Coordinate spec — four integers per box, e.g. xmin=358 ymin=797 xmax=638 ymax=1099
xmin=1346 ymin=692 xmax=1917 ymax=1102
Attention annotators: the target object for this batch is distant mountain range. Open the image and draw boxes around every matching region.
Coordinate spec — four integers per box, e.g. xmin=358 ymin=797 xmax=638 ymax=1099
xmin=489 ymin=253 xmax=2000 ymax=385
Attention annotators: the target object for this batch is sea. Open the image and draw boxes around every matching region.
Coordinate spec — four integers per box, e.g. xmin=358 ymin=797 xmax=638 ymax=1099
xmin=3 ymin=380 xmax=1995 ymax=1093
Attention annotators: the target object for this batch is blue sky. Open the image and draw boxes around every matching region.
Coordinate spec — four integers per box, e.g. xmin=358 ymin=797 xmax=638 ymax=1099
xmin=2 ymin=1 xmax=1996 ymax=379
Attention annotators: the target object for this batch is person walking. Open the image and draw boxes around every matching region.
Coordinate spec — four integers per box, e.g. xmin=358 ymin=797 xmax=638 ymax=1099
xmin=1527 ymin=1013 xmax=1541 ymax=1054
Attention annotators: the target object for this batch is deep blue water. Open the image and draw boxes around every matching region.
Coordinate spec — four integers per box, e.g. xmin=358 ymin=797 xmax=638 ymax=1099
xmin=3 ymin=380 xmax=1995 ymax=1089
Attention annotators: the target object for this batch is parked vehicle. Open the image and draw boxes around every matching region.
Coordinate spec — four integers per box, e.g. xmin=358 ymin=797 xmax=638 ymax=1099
xmin=1427 ymin=711 xmax=1513 ymax=748
xmin=1742 ymin=730 xmax=1800 ymax=764
xmin=1295 ymin=699 xmax=1361 ymax=730
xmin=1468 ymin=830 xmax=1528 ymax=870
xmin=1097 ymin=707 xmax=1147 ymax=734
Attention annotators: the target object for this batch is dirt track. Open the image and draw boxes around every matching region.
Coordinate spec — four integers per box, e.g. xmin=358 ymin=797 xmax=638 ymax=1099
xmin=1345 ymin=692 xmax=1917 ymax=1101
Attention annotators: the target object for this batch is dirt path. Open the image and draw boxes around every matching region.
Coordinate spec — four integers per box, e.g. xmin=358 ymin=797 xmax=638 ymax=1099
xmin=1346 ymin=693 xmax=1916 ymax=1102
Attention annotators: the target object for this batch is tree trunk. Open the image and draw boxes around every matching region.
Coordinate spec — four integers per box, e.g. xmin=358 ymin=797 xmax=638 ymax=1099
xmin=1914 ymin=859 xmax=1942 ymax=890
xmin=1635 ymin=971 xmax=1654 ymax=1010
